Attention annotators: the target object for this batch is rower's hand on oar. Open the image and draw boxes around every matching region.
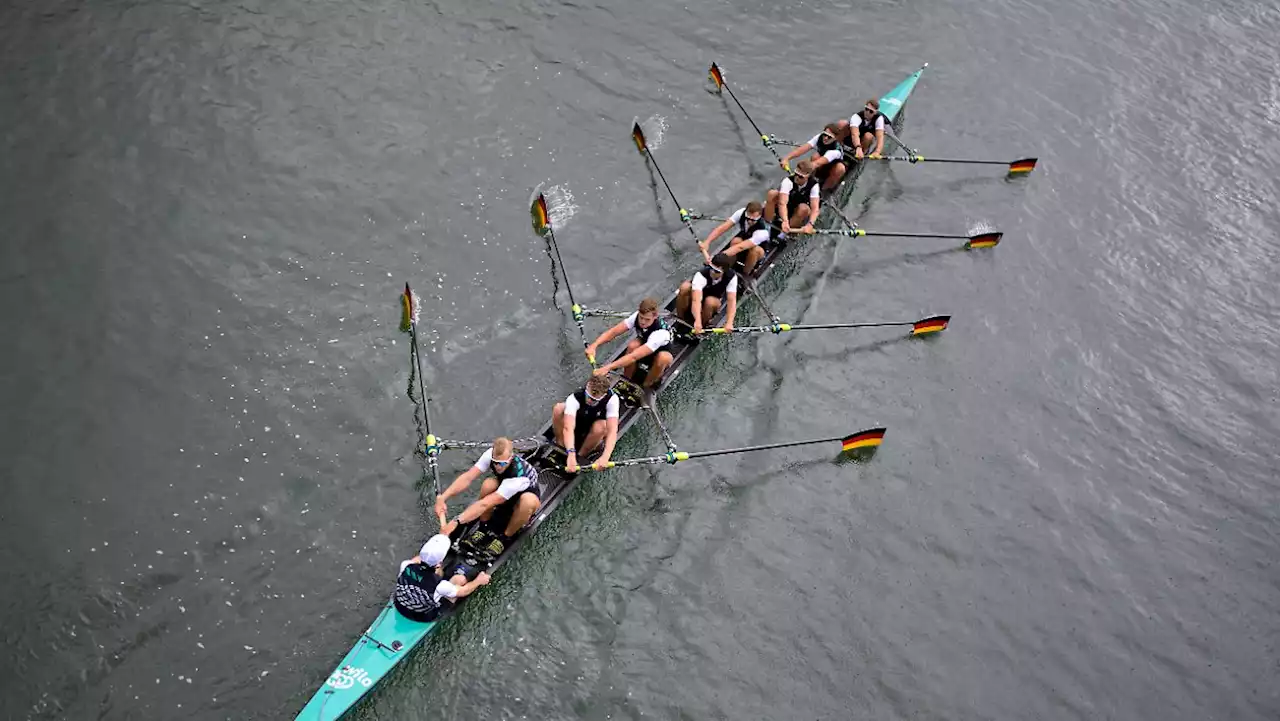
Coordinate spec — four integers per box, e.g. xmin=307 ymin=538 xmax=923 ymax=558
xmin=475 ymin=572 xmax=491 ymax=586
xmin=799 ymin=223 xmax=815 ymax=235
xmin=566 ymin=455 xmax=579 ymax=474
xmin=440 ymin=518 xmax=458 ymax=537
xmin=591 ymin=459 xmax=609 ymax=471
xmin=855 ymin=147 xmax=865 ymax=160
xmin=721 ymin=321 xmax=734 ymax=333
xmin=692 ymin=320 xmax=704 ymax=334
xmin=779 ymin=158 xmax=791 ymax=172
xmin=585 ymin=343 xmax=599 ymax=362
xmin=869 ymin=152 xmax=881 ymax=160
xmin=433 ymin=495 xmax=448 ymax=524
xmin=591 ymin=365 xmax=611 ymax=378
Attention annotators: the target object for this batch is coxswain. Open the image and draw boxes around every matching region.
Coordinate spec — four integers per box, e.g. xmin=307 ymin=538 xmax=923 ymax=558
xmin=780 ymin=121 xmax=852 ymax=191
xmin=764 ymin=159 xmax=819 ymax=237
xmin=435 ymin=437 xmax=542 ymax=555
xmin=392 ymin=534 xmax=490 ymax=623
xmin=675 ymin=252 xmax=738 ymax=334
xmin=552 ymin=374 xmax=619 ymax=473
xmin=852 ymin=99 xmax=888 ymax=159
xmin=697 ymin=200 xmax=770 ymax=273
xmin=585 ymin=297 xmax=674 ymax=392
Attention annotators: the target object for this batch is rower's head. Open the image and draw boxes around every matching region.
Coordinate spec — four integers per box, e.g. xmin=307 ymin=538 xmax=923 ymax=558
xmin=744 ymin=201 xmax=763 ymax=222
xmin=491 ymin=436 xmax=514 ymax=469
xmin=709 ymin=252 xmax=734 ymax=277
xmin=821 ymin=121 xmax=842 ymax=143
xmin=860 ymin=98 xmax=880 ymax=118
xmin=584 ymin=375 xmax=612 ymax=404
xmin=793 ymin=159 xmax=815 ymax=183
xmin=419 ymin=534 xmax=451 ymax=567
xmin=636 ymin=297 xmax=660 ymax=329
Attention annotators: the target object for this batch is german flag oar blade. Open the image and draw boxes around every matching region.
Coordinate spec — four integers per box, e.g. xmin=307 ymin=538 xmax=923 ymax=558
xmin=910 ymin=315 xmax=951 ymax=336
xmin=841 ymin=427 xmax=887 ymax=453
xmin=708 ymin=63 xmax=725 ymax=92
xmin=632 ymin=123 xmax=648 ymax=153
xmin=966 ymin=232 xmax=1002 ymax=250
xmin=531 ymin=193 xmax=550 ymax=236
xmin=1008 ymin=157 xmax=1038 ymax=175
xmin=400 ymin=283 xmax=415 ymax=333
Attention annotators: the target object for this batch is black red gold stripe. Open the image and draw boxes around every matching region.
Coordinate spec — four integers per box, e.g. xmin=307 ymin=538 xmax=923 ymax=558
xmin=966 ymin=232 xmax=1002 ymax=249
xmin=708 ymin=63 xmax=725 ymax=90
xmin=631 ymin=123 xmax=647 ymax=153
xmin=911 ymin=315 xmax=950 ymax=335
xmin=842 ymin=427 xmax=886 ymax=452
xmin=1008 ymin=158 xmax=1037 ymax=174
xmin=531 ymin=193 xmax=550 ymax=235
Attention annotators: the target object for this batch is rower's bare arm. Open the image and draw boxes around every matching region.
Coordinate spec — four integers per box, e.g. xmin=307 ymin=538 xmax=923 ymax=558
xmin=452 ymin=572 xmax=491 ymax=600
xmin=808 ymin=197 xmax=820 ymax=226
xmin=723 ymin=291 xmax=738 ymax=329
xmin=559 ymin=414 xmax=576 ymax=451
xmin=691 ymin=288 xmax=705 ymax=328
xmin=874 ymin=129 xmax=885 ymax=156
xmin=782 ymin=144 xmax=809 ymax=167
xmin=776 ymin=192 xmax=790 ymax=230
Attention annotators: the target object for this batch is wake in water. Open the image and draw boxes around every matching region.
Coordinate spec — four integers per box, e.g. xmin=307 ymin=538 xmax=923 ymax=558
xmin=529 ymin=182 xmax=578 ymax=229
xmin=633 ymin=114 xmax=670 ymax=150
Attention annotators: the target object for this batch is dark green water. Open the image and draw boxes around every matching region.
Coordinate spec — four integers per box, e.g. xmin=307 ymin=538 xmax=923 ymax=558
xmin=2 ymin=0 xmax=1277 ymax=718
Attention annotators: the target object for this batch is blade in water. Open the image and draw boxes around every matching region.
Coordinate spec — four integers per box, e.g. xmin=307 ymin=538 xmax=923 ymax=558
xmin=400 ymin=283 xmax=416 ymax=332
xmin=842 ymin=427 xmax=887 ymax=452
xmin=911 ymin=315 xmax=950 ymax=336
xmin=631 ymin=122 xmax=647 ymax=153
xmin=1008 ymin=158 xmax=1038 ymax=175
xmin=708 ymin=63 xmax=724 ymax=92
xmin=966 ymin=232 xmax=1003 ymax=250
xmin=531 ymin=193 xmax=550 ymax=237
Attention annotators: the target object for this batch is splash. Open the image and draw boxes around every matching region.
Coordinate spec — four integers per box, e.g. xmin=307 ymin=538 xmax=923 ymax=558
xmin=968 ymin=219 xmax=998 ymax=236
xmin=530 ymin=182 xmax=578 ymax=229
xmin=634 ymin=114 xmax=670 ymax=150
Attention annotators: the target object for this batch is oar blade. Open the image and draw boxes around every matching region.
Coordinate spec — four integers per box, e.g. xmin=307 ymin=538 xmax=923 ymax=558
xmin=400 ymin=283 xmax=415 ymax=333
xmin=531 ymin=193 xmax=551 ymax=237
xmin=841 ymin=427 xmax=887 ymax=453
xmin=708 ymin=63 xmax=725 ymax=92
xmin=965 ymin=231 xmax=1003 ymax=250
xmin=1008 ymin=157 xmax=1038 ymax=175
xmin=910 ymin=315 xmax=951 ymax=336
xmin=631 ymin=122 xmax=648 ymax=154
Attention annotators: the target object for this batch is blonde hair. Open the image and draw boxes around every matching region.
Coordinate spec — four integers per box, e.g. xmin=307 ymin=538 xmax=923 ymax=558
xmin=492 ymin=437 xmax=513 ymax=458
xmin=586 ymin=375 xmax=612 ymax=397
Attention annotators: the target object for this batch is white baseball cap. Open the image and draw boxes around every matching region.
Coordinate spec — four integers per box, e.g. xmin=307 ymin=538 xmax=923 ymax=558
xmin=419 ymin=534 xmax=451 ymax=566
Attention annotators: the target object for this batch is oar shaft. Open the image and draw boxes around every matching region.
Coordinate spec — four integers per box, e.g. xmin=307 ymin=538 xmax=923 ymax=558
xmin=712 ymin=65 xmax=788 ymax=165
xmin=405 ymin=284 xmax=441 ymax=495
xmin=705 ymin=320 xmax=915 ymax=334
xmin=543 ymin=224 xmax=596 ymax=365
xmin=889 ymin=157 xmax=1014 ymax=165
xmin=640 ymin=147 xmax=700 ymax=242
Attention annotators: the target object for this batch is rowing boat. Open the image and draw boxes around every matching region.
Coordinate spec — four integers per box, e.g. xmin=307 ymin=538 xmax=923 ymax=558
xmin=294 ymin=63 xmax=925 ymax=721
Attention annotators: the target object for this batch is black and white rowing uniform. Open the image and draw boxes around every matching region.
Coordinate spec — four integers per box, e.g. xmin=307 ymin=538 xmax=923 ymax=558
xmin=393 ymin=560 xmax=458 ymax=623
xmin=728 ymin=207 xmax=771 ymax=247
xmin=563 ymin=388 xmax=620 ymax=448
xmin=807 ymin=133 xmax=846 ymax=165
xmin=691 ymin=266 xmax=738 ymax=299
xmin=778 ymin=174 xmax=821 ymax=214
xmin=852 ymin=109 xmax=887 ymax=138
xmin=623 ymin=311 xmax=673 ymax=353
xmin=471 ymin=448 xmax=540 ymax=501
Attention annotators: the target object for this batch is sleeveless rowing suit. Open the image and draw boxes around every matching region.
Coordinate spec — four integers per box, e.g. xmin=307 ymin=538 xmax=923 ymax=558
xmin=393 ymin=562 xmax=447 ymax=622
xmin=786 ymin=174 xmax=820 ymax=214
xmin=736 ymin=210 xmax=768 ymax=243
xmin=697 ymin=265 xmax=737 ymax=300
xmin=857 ymin=110 xmax=888 ymax=139
xmin=572 ymin=388 xmax=617 ymax=448
xmin=493 ymin=454 xmax=540 ymax=499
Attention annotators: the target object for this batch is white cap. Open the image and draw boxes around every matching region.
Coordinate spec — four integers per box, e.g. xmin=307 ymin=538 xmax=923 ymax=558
xmin=419 ymin=534 xmax=451 ymax=566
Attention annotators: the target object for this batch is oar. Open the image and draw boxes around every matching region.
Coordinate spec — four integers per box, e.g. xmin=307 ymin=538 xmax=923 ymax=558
xmin=401 ymin=283 xmax=441 ymax=495
xmin=532 ymin=194 xmax=596 ymax=366
xmin=708 ymin=63 xmax=789 ymax=167
xmin=696 ymin=314 xmax=951 ymax=337
xmin=871 ymin=154 xmax=1039 ymax=175
xmin=812 ymin=228 xmax=1003 ymax=249
xmin=631 ymin=123 xmax=700 ymax=245
xmin=575 ymin=426 xmax=887 ymax=471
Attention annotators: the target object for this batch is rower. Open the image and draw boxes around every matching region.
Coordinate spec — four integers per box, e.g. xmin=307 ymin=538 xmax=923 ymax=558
xmin=852 ymin=98 xmax=888 ymax=159
xmin=585 ymin=297 xmax=674 ymax=393
xmin=764 ymin=159 xmax=819 ymax=237
xmin=435 ymin=437 xmax=542 ymax=555
xmin=675 ymin=252 xmax=739 ymax=334
xmin=392 ymin=534 xmax=490 ymax=623
xmin=780 ymin=121 xmax=852 ymax=191
xmin=552 ymin=374 xmax=619 ymax=474
xmin=697 ymin=201 xmax=770 ymax=273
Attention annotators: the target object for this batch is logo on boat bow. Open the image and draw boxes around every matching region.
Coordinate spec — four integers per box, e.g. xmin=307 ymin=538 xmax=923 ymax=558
xmin=327 ymin=666 xmax=374 ymax=690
